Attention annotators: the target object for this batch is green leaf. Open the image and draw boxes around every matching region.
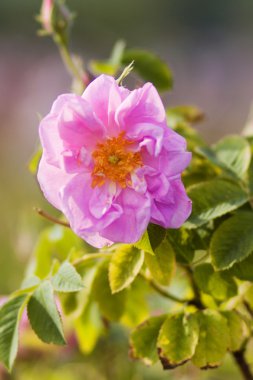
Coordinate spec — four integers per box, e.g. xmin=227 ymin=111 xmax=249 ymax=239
xmin=172 ymin=123 xmax=205 ymax=151
xmin=122 ymin=49 xmax=173 ymax=91
xmin=27 ymin=281 xmax=65 ymax=345
xmin=249 ymin=158 xmax=253 ymax=196
xmin=192 ymin=310 xmax=229 ymax=369
xmin=197 ymin=136 xmax=251 ymax=179
xmin=21 ymin=275 xmax=41 ymax=290
xmin=227 ymin=252 xmax=253 ymax=281
xmin=214 ymin=135 xmax=251 ymax=178
xmin=121 ymin=278 xmax=149 ymax=327
xmin=34 ymin=225 xmax=84 ymax=278
xmin=0 ymin=295 xmax=27 ymax=370
xmin=134 ymin=231 xmax=154 ymax=255
xmin=109 ymin=40 xmax=126 ymax=66
xmin=157 ymin=313 xmax=199 ymax=369
xmin=90 ymin=40 xmax=126 ymax=76
xmin=209 ymin=271 xmax=238 ymax=301
xmin=89 ymin=61 xmax=117 ymax=76
xmin=193 ymin=263 xmax=213 ymax=294
xmin=248 ymin=140 xmax=253 ymax=195
xmin=185 ymin=179 xmax=248 ymax=228
xmin=196 ymin=146 xmax=229 ymax=171
xmin=167 ymin=105 xmax=204 ymax=127
xmin=74 ymin=300 xmax=104 ymax=354
xmin=145 ymin=239 xmax=175 ymax=286
xmin=210 ymin=212 xmax=253 ymax=270
xmin=109 ymin=246 xmax=144 ymax=293
xmin=130 ymin=315 xmax=166 ymax=365
xmin=167 ymin=228 xmax=198 ymax=263
xmin=92 ymin=261 xmax=126 ymax=321
xmin=244 ymin=285 xmax=253 ymax=309
xmin=52 ymin=262 xmax=83 ymax=293
xmin=135 ymin=224 xmax=166 ymax=255
xmin=60 ymin=292 xmax=78 ymax=316
xmin=147 ymin=224 xmax=167 ymax=250
xmin=194 ymin=263 xmax=237 ymax=301
xmin=221 ymin=311 xmax=246 ymax=352
xmin=28 ymin=146 xmax=42 ymax=174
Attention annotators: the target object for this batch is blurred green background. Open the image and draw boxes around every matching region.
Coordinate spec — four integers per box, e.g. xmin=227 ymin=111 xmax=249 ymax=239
xmin=0 ymin=0 xmax=253 ymax=378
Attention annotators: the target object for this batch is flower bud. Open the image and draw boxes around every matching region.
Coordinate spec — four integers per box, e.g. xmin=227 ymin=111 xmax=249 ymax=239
xmin=40 ymin=0 xmax=54 ymax=33
xmin=39 ymin=0 xmax=72 ymax=40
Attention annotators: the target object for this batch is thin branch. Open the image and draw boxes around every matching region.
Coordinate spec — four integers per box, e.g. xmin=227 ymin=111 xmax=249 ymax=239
xmin=140 ymin=272 xmax=191 ymax=304
xmin=244 ymin=301 xmax=253 ymax=318
xmin=233 ymin=349 xmax=253 ymax=380
xmin=34 ymin=207 xmax=70 ymax=228
xmin=183 ymin=266 xmax=204 ymax=309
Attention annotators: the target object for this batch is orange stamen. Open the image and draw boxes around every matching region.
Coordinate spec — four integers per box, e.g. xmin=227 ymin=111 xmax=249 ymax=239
xmin=91 ymin=132 xmax=142 ymax=188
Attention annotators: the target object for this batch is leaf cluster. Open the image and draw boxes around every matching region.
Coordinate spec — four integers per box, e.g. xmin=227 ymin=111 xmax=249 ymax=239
xmin=5 ymin=31 xmax=253 ymax=378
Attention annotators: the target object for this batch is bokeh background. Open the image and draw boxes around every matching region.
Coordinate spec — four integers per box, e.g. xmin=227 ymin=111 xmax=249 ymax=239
xmin=1 ymin=0 xmax=253 ymax=379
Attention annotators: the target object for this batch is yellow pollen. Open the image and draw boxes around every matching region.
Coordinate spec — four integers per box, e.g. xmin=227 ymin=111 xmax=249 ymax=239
xmin=91 ymin=132 xmax=143 ymax=188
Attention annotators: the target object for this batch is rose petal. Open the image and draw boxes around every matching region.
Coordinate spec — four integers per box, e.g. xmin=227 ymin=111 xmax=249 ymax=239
xmin=102 ymin=188 xmax=151 ymax=243
xmin=150 ymin=179 xmax=192 ymax=228
xmin=82 ymin=75 xmax=128 ymax=135
xmin=37 ymin=155 xmax=72 ymax=209
xmin=116 ymin=82 xmax=166 ymax=129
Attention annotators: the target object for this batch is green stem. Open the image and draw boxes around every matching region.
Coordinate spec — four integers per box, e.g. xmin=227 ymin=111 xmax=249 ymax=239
xmin=73 ymin=252 xmax=113 ymax=268
xmin=53 ymin=34 xmax=85 ymax=92
xmin=58 ymin=42 xmax=83 ymax=83
xmin=140 ymin=272 xmax=191 ymax=304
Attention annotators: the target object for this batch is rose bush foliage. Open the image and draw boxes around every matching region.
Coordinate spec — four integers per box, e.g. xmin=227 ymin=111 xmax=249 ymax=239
xmin=1 ymin=1 xmax=253 ymax=379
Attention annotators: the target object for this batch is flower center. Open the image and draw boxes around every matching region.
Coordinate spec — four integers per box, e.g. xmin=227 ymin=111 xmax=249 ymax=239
xmin=91 ymin=132 xmax=143 ymax=188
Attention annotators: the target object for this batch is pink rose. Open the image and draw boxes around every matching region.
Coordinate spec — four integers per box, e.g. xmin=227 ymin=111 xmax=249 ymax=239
xmin=37 ymin=75 xmax=192 ymax=247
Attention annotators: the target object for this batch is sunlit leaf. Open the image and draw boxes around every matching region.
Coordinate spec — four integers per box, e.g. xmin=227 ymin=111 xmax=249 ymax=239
xmin=194 ymin=263 xmax=237 ymax=301
xmin=122 ymin=49 xmax=173 ymax=91
xmin=52 ymin=262 xmax=83 ymax=292
xmin=185 ymin=179 xmax=248 ymax=228
xmin=120 ymin=278 xmax=149 ymax=327
xmin=0 ymin=295 xmax=27 ymax=370
xmin=222 ymin=311 xmax=247 ymax=352
xmin=167 ymin=228 xmax=201 ymax=263
xmin=74 ymin=300 xmax=104 ymax=354
xmin=214 ymin=136 xmax=251 ymax=177
xmin=33 ymin=225 xmax=84 ymax=278
xmin=227 ymin=252 xmax=253 ymax=281
xmin=92 ymin=261 xmax=126 ymax=321
xmin=130 ymin=315 xmax=167 ymax=365
xmin=157 ymin=313 xmax=199 ymax=369
xmin=211 ymin=212 xmax=253 ymax=270
xmin=145 ymin=239 xmax=175 ymax=286
xmin=90 ymin=40 xmax=126 ymax=76
xmin=109 ymin=246 xmax=144 ymax=293
xmin=192 ymin=310 xmax=229 ymax=369
xmin=197 ymin=135 xmax=251 ymax=179
xmin=27 ymin=281 xmax=65 ymax=345
xmin=167 ymin=105 xmax=204 ymax=127
xmin=28 ymin=146 xmax=42 ymax=174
